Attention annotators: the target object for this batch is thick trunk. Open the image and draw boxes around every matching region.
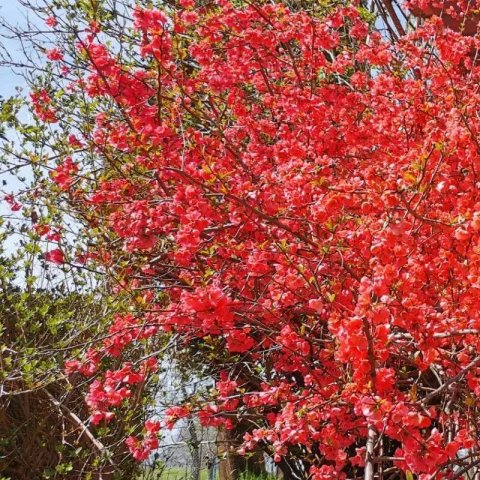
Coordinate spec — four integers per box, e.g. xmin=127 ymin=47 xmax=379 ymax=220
xmin=217 ymin=426 xmax=265 ymax=480
xmin=217 ymin=427 xmax=239 ymax=480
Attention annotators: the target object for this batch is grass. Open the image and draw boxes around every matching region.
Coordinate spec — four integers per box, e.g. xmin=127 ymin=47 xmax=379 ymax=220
xmin=138 ymin=466 xmax=277 ymax=480
xmin=138 ymin=467 xmax=209 ymax=480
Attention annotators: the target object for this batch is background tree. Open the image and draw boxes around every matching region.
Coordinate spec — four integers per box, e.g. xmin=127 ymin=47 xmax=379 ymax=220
xmin=0 ymin=220 xmax=144 ymax=479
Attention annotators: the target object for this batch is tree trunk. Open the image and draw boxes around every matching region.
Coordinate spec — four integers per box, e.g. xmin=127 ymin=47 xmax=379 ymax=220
xmin=187 ymin=417 xmax=201 ymax=480
xmin=218 ymin=427 xmax=240 ymax=480
xmin=365 ymin=425 xmax=377 ymax=480
xmin=217 ymin=424 xmax=267 ymax=480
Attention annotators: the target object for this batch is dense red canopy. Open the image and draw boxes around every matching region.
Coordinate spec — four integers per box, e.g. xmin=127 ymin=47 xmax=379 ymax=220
xmin=31 ymin=0 xmax=480 ymax=478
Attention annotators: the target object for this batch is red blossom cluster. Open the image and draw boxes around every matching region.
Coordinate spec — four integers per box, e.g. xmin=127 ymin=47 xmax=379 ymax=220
xmin=3 ymin=193 xmax=21 ymax=212
xmin=51 ymin=156 xmax=78 ymax=191
xmin=30 ymin=88 xmax=57 ymax=123
xmin=126 ymin=419 xmax=161 ymax=461
xmin=44 ymin=248 xmax=64 ymax=265
xmin=83 ymin=359 xmax=157 ymax=425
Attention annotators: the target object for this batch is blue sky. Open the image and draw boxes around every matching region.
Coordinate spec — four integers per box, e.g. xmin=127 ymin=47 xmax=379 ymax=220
xmin=0 ymin=0 xmax=33 ymax=254
xmin=0 ymin=0 xmax=30 ymax=99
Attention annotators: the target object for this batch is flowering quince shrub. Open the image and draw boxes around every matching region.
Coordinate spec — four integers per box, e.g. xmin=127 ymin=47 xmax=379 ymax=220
xmin=19 ymin=0 xmax=480 ymax=477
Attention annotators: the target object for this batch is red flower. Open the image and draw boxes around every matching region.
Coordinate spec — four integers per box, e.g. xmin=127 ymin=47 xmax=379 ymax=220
xmin=34 ymin=224 xmax=50 ymax=236
xmin=44 ymin=248 xmax=65 ymax=265
xmin=30 ymin=89 xmax=57 ymax=123
xmin=126 ymin=436 xmax=150 ymax=461
xmin=225 ymin=329 xmax=255 ymax=353
xmin=46 ymin=48 xmax=63 ymax=61
xmin=51 ymin=157 xmax=78 ymax=190
xmin=46 ymin=229 xmax=62 ymax=242
xmin=3 ymin=194 xmax=21 ymax=212
xmin=165 ymin=406 xmax=190 ymax=429
xmin=145 ymin=419 xmax=161 ymax=434
xmin=45 ymin=16 xmax=57 ymax=27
